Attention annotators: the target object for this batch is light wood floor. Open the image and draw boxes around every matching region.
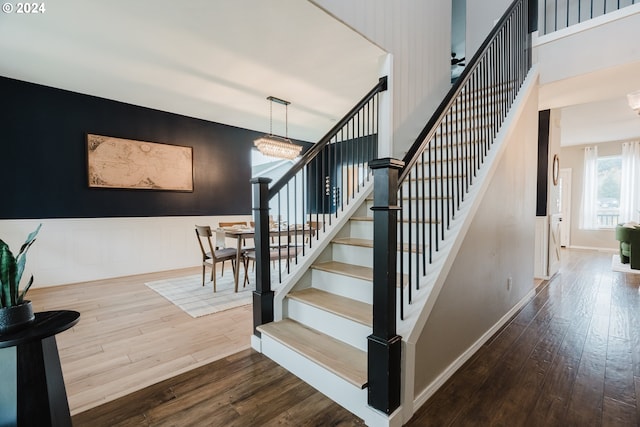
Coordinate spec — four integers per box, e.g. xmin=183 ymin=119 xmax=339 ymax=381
xmin=28 ymin=265 xmax=253 ymax=415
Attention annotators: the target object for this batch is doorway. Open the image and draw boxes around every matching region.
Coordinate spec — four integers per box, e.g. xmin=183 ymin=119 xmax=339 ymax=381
xmin=559 ymin=168 xmax=572 ymax=247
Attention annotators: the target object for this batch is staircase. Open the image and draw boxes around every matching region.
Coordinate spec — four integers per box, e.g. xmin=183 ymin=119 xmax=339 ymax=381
xmin=255 ymin=84 xmax=526 ymax=427
xmin=251 ymin=1 xmax=534 ymax=425
xmin=257 ymin=187 xmax=377 ymax=423
xmin=257 ymin=88 xmax=537 ymax=427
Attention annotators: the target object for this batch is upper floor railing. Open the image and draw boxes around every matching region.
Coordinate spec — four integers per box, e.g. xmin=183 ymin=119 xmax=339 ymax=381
xmin=541 ymin=0 xmax=637 ymax=34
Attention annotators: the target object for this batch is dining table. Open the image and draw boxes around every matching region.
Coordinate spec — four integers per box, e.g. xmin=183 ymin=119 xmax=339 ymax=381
xmin=217 ymin=225 xmax=315 ymax=291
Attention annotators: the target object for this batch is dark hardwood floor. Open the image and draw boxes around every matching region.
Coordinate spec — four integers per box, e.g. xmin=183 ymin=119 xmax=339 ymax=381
xmin=72 ymin=249 xmax=640 ymax=426
xmin=407 ymin=248 xmax=640 ymax=426
xmin=72 ymin=349 xmax=366 ymax=427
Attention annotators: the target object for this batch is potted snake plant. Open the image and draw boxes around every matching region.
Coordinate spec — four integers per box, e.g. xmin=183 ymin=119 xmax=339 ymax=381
xmin=0 ymin=224 xmax=41 ymax=334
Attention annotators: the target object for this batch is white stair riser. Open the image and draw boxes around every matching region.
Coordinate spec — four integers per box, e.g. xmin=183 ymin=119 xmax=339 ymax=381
xmin=349 ymin=220 xmax=373 ymax=240
xmin=259 ymin=334 xmax=374 ymax=425
xmin=350 ymin=210 xmax=452 ymax=247
xmin=285 ymin=298 xmax=371 ymax=351
xmin=332 ymin=243 xmax=372 ymax=268
xmin=310 ymin=269 xmax=373 ymax=304
xmin=434 ymin=119 xmax=498 ymax=136
xmin=402 ymin=161 xmax=473 ymax=178
xmin=449 ymin=102 xmax=507 ymax=121
xmin=366 ymin=198 xmax=458 ymax=217
xmin=332 ymin=242 xmax=424 ymax=274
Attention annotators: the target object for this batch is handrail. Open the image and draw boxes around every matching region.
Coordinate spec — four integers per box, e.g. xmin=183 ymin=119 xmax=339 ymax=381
xmin=269 ymin=76 xmax=387 ymax=198
xmin=400 ymin=0 xmax=525 ymax=184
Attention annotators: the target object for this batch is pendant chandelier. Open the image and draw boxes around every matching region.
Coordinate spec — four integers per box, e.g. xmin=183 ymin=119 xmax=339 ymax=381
xmin=254 ymin=96 xmax=302 ymax=160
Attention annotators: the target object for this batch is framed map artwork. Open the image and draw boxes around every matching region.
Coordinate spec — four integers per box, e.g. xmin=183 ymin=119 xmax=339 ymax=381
xmin=86 ymin=134 xmax=194 ymax=192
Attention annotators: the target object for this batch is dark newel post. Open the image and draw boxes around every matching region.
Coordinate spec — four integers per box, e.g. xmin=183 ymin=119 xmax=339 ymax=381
xmin=368 ymin=158 xmax=403 ymax=414
xmin=251 ymin=177 xmax=273 ymax=336
xmin=528 ymin=0 xmax=538 ymax=32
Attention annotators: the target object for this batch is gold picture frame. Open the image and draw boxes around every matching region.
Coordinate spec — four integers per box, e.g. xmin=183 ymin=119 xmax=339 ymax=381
xmin=87 ymin=134 xmax=193 ymax=191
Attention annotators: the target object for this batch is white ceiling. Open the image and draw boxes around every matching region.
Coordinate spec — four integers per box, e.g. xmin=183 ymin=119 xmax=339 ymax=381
xmin=2 ymin=1 xmax=639 ymax=148
xmin=539 ymin=60 xmax=640 ymax=146
xmin=0 ymin=0 xmax=385 ymax=143
xmin=534 ymin=4 xmax=640 ymax=146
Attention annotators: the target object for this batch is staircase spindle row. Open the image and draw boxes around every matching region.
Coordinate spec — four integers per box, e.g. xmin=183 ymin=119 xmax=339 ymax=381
xmin=367 ymin=0 xmax=534 ymax=414
xmin=385 ymin=0 xmax=534 ymax=321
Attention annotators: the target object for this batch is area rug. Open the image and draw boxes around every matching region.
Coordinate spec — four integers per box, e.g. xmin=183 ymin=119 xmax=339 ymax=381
xmin=611 ymin=254 xmax=640 ymax=275
xmin=145 ymin=273 xmax=254 ymax=318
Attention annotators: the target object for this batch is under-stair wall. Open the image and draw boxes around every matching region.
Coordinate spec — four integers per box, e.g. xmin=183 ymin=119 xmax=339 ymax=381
xmin=412 ymin=76 xmax=539 ymax=407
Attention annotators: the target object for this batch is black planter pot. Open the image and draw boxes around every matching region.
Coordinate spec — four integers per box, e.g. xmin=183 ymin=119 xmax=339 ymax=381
xmin=0 ymin=300 xmax=35 ymax=335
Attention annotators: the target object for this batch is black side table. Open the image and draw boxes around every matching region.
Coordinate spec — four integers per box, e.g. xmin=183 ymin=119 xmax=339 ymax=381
xmin=0 ymin=310 xmax=80 ymax=427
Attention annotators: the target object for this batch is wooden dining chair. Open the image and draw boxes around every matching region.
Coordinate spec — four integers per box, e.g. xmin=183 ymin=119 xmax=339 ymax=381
xmin=217 ymin=221 xmax=251 ymax=275
xmin=194 ymin=225 xmax=240 ymax=292
xmin=242 ymin=246 xmax=302 ymax=287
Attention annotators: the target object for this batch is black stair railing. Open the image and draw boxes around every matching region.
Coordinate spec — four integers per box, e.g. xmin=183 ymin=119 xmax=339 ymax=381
xmin=368 ymin=0 xmax=534 ymax=415
xmin=542 ymin=0 xmax=637 ymax=34
xmin=251 ymin=77 xmax=388 ymax=335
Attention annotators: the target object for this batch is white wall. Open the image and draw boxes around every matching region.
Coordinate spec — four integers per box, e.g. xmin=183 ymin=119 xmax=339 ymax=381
xmin=413 ymin=79 xmax=539 ymax=396
xmin=312 ymin=0 xmax=525 ymax=159
xmin=0 ymin=216 xmax=252 ymax=288
xmin=466 ymin=0 xmax=512 ymax=58
xmin=311 ymin=0 xmax=452 ymax=157
xmin=535 ymin=4 xmax=640 ymax=85
xmin=560 ymin=140 xmax=625 ymax=251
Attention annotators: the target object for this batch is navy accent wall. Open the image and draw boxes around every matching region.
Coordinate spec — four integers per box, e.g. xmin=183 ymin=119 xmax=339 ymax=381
xmin=0 ymin=77 xmax=308 ymax=219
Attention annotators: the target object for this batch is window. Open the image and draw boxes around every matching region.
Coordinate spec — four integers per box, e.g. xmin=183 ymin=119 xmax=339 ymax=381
xmin=595 ymin=155 xmax=621 ymax=228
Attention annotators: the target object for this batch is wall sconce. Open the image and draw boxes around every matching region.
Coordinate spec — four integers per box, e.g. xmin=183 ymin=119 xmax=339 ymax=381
xmin=627 ymin=90 xmax=640 ymax=115
xmin=254 ymin=96 xmax=302 ymax=160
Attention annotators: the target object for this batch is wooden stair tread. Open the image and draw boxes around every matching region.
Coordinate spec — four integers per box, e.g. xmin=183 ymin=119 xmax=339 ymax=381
xmin=257 ymin=319 xmax=367 ymax=389
xmin=332 ymin=237 xmax=373 ymax=247
xmin=349 ymin=216 xmax=442 ymax=225
xmin=365 ymin=197 xmax=452 ymax=202
xmin=407 ymin=175 xmax=467 ymax=181
xmin=332 ymin=237 xmax=425 ymax=253
xmin=312 ymin=260 xmax=373 ymax=281
xmin=311 ymin=260 xmax=409 ymax=285
xmin=288 ymin=288 xmax=372 ymax=326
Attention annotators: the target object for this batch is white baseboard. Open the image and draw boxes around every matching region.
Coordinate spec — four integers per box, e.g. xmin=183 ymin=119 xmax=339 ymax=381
xmin=567 ymin=245 xmax=617 ymax=253
xmin=412 ymin=288 xmax=536 ymax=410
xmin=251 ymin=334 xmax=262 ymax=352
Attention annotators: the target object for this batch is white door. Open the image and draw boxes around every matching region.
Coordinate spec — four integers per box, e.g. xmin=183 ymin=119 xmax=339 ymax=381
xmin=548 ymin=213 xmax=562 ymax=277
xmin=559 ymin=168 xmax=571 ymax=247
